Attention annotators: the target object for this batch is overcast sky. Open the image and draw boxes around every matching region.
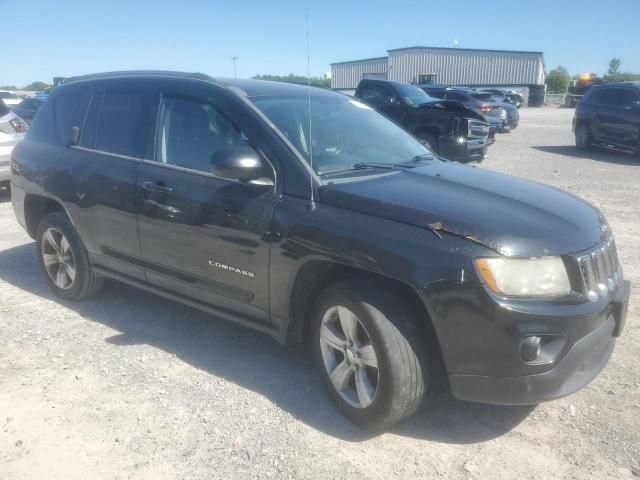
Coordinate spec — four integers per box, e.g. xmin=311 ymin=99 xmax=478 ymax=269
xmin=2 ymin=0 xmax=639 ymax=87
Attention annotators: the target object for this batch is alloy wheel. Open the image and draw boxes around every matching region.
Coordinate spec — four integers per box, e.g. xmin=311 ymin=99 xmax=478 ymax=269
xmin=41 ymin=227 xmax=76 ymax=290
xmin=319 ymin=305 xmax=380 ymax=409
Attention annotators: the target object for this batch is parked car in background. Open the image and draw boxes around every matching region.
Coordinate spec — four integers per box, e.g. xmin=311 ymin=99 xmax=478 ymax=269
xmin=11 ymin=71 xmax=629 ymax=429
xmin=573 ymin=82 xmax=640 ymax=154
xmin=11 ymin=97 xmax=45 ymax=124
xmin=0 ymin=99 xmax=28 ymax=188
xmin=481 ymin=88 xmax=523 ymax=108
xmin=354 ymin=79 xmax=491 ymax=161
xmin=0 ymin=91 xmax=21 ymax=106
xmin=421 ymin=86 xmax=519 ymax=133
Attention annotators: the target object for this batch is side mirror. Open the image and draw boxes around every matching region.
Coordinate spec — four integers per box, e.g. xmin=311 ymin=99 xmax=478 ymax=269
xmin=210 ymin=146 xmax=274 ymax=185
xmin=69 ymin=126 xmax=80 ymax=146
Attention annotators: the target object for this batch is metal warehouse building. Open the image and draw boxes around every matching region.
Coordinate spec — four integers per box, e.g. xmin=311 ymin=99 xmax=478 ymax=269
xmin=331 ymin=46 xmax=546 ymax=105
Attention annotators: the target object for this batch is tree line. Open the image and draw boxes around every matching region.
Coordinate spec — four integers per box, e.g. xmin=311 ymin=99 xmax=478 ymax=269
xmin=546 ymin=58 xmax=640 ymax=93
xmin=0 ymin=81 xmax=50 ymax=91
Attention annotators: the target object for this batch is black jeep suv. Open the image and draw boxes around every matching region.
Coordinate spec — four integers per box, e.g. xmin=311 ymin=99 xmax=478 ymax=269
xmin=573 ymin=82 xmax=640 ymax=154
xmin=354 ymin=79 xmax=492 ymax=161
xmin=11 ymin=71 xmax=629 ymax=429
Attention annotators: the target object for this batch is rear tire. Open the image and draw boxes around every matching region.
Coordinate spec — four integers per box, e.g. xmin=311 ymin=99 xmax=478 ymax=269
xmin=311 ymin=279 xmax=426 ymax=429
xmin=576 ymin=123 xmax=592 ymax=150
xmin=36 ymin=211 xmax=104 ymax=300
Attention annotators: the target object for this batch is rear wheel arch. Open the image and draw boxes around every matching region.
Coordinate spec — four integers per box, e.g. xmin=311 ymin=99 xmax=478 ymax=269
xmin=24 ymin=195 xmax=66 ymax=239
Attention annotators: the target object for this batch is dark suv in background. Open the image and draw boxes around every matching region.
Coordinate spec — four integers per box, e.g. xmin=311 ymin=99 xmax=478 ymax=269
xmin=573 ymin=82 xmax=640 ymax=154
xmin=11 ymin=71 xmax=629 ymax=429
xmin=354 ymin=79 xmax=491 ymax=162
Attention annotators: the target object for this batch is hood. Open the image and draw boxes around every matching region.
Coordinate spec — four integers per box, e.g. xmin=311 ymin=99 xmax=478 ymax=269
xmin=418 ymin=100 xmax=486 ymax=122
xmin=320 ymin=162 xmax=607 ymax=257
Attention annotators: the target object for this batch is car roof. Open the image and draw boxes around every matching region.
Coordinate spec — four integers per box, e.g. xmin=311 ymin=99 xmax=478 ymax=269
xmin=62 ymin=70 xmax=336 ymax=98
xmin=597 ymin=81 xmax=640 ymax=90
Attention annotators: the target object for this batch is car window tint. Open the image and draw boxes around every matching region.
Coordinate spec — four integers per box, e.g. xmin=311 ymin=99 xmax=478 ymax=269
xmin=600 ymin=89 xmax=623 ymax=107
xmin=427 ymin=90 xmax=446 ymax=99
xmin=155 ymin=96 xmax=265 ymax=178
xmin=94 ymin=92 xmax=145 ymax=157
xmin=584 ymin=89 xmax=602 ymax=104
xmin=0 ymin=99 xmax=9 ymax=117
xmin=619 ymin=90 xmax=639 ymax=108
xmin=54 ymin=90 xmax=91 ymax=145
xmin=80 ymin=92 xmax=103 ymax=149
xmin=446 ymin=92 xmax=467 ymax=102
xmin=358 ymin=85 xmax=392 ymax=108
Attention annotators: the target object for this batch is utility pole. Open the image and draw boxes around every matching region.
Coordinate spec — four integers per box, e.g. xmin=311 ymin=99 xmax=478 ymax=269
xmin=230 ymin=57 xmax=238 ymax=78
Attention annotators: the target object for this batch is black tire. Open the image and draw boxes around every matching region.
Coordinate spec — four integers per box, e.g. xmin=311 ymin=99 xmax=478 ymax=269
xmin=416 ymin=131 xmax=438 ymax=154
xmin=36 ymin=211 xmax=104 ymax=300
xmin=311 ymin=279 xmax=426 ymax=429
xmin=576 ymin=123 xmax=592 ymax=150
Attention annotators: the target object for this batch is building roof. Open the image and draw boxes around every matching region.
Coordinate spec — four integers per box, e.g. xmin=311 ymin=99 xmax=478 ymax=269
xmin=386 ymin=46 xmax=543 ymax=55
xmin=330 ymin=56 xmax=389 ymax=66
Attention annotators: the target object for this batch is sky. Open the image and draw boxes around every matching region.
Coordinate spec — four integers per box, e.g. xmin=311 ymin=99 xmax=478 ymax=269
xmin=1 ymin=0 xmax=639 ymax=88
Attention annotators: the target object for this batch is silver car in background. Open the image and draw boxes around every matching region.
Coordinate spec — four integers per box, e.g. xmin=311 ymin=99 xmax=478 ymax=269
xmin=0 ymin=99 xmax=27 ymax=187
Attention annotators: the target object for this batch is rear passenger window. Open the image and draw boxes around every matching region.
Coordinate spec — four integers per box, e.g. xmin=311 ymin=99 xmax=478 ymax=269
xmin=358 ymin=85 xmax=393 ymax=108
xmin=94 ymin=92 xmax=145 ymax=157
xmin=619 ymin=90 xmax=639 ymax=108
xmin=80 ymin=92 xmax=103 ymax=149
xmin=584 ymin=89 xmax=602 ymax=104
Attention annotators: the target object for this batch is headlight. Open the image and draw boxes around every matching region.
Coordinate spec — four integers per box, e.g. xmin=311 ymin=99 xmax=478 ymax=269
xmin=474 ymin=257 xmax=571 ymax=297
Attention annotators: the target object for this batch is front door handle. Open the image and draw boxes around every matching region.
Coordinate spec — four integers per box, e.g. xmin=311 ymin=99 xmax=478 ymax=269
xmin=142 ymin=181 xmax=173 ymax=195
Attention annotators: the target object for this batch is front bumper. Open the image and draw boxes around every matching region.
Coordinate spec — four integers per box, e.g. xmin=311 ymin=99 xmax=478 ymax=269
xmin=439 ymin=137 xmax=487 ymax=163
xmin=424 ymin=278 xmax=630 ymax=405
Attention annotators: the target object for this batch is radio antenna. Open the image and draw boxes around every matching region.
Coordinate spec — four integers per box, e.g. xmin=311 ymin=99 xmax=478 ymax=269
xmin=306 ymin=10 xmax=316 ymax=210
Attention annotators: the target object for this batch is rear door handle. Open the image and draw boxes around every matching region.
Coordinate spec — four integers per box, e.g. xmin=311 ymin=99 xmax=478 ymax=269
xmin=142 ymin=181 xmax=173 ymax=194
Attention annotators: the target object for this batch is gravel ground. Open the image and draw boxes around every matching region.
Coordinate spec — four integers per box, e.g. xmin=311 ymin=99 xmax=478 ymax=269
xmin=0 ymin=107 xmax=638 ymax=479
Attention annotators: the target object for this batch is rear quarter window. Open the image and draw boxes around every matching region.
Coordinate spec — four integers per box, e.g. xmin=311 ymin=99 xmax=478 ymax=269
xmin=53 ymin=89 xmax=91 ymax=144
xmin=93 ymin=91 xmax=146 ymax=157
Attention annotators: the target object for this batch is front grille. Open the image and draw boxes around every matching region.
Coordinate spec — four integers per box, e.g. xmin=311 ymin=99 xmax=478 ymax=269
xmin=577 ymin=239 xmax=621 ymax=301
xmin=468 ymin=120 xmax=489 ymax=139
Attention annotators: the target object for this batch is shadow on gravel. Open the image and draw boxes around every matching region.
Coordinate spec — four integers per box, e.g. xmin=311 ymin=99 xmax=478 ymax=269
xmin=532 ymin=145 xmax=639 ymax=165
xmin=0 ymin=242 xmax=533 ymax=444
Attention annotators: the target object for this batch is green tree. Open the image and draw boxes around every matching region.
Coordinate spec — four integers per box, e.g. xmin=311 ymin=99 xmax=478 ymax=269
xmin=602 ymin=58 xmax=640 ymax=81
xmin=545 ymin=66 xmax=571 ymax=93
xmin=0 ymin=85 xmax=17 ymax=90
xmin=252 ymin=74 xmax=330 ymax=88
xmin=606 ymin=58 xmax=622 ymax=78
xmin=23 ymin=81 xmax=50 ymax=91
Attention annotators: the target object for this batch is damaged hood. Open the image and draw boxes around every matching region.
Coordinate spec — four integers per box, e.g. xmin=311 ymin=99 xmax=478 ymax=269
xmin=417 ymin=100 xmax=486 ymax=122
xmin=319 ymin=162 xmax=608 ymax=256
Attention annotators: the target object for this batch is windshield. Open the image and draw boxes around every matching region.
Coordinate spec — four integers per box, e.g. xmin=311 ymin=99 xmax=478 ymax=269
xmin=393 ymin=83 xmax=434 ymax=106
xmin=252 ymin=94 xmax=432 ymax=177
xmin=0 ymin=92 xmax=19 ymax=100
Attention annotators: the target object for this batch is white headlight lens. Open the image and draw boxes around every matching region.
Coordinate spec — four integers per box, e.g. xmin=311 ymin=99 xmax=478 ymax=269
xmin=475 ymin=257 xmax=571 ymax=297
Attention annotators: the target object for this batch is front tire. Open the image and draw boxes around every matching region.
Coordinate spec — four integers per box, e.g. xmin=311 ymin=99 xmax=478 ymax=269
xmin=36 ymin=211 xmax=104 ymax=300
xmin=576 ymin=123 xmax=592 ymax=150
xmin=311 ymin=279 xmax=426 ymax=429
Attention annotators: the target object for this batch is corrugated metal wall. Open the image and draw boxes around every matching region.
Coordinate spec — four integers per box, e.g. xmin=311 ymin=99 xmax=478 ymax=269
xmin=331 ymin=48 xmax=545 ymax=89
xmin=388 ymin=48 xmax=545 ymax=86
xmin=331 ymin=57 xmax=388 ymax=89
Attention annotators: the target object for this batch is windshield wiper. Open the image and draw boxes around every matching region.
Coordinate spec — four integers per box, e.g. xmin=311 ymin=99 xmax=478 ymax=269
xmin=401 ymin=153 xmax=435 ymax=164
xmin=319 ymin=158 xmax=432 ymax=177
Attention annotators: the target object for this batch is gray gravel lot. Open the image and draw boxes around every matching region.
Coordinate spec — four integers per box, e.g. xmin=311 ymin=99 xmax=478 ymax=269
xmin=0 ymin=107 xmax=638 ymax=479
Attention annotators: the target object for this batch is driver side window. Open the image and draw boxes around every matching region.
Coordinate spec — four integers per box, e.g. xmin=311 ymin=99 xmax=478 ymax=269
xmin=156 ymin=96 xmax=254 ymax=176
xmin=359 ymin=84 xmax=393 ymax=108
